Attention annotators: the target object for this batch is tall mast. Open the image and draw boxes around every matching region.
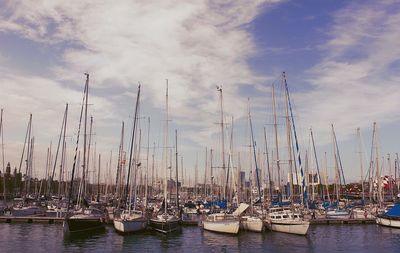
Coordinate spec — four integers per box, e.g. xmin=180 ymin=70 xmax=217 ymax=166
xmin=1 ymin=109 xmax=5 ymax=204
xmin=249 ymin=100 xmax=262 ymax=207
xmin=97 ymin=154 xmax=101 ymax=202
xmin=48 ymin=104 xmax=68 ymax=197
xmin=357 ymin=128 xmax=365 ymax=203
xmin=25 ymin=114 xmax=32 ymax=196
xmin=164 ymin=80 xmax=169 ymax=214
xmin=85 ymin=116 xmax=93 ymax=197
xmin=151 ymin=142 xmax=155 ymax=197
xmin=368 ymin=122 xmax=376 ymax=201
xmin=204 ymin=147 xmax=207 ymax=198
xmin=58 ymin=104 xmax=68 ymax=198
xmin=67 ymin=74 xmax=88 ymax=211
xmin=396 ymin=153 xmax=399 ymax=193
xmin=145 ymin=117 xmax=150 ymax=209
xmin=210 ymin=149 xmax=214 ymax=205
xmin=124 ymin=84 xmax=141 ymax=210
xmin=271 ymin=83 xmax=281 ymax=201
xmin=264 ymin=127 xmax=273 ymax=206
xmin=116 ymin=121 xmax=124 ymax=206
xmin=310 ymin=128 xmax=323 ymax=201
xmin=283 ymin=81 xmax=294 ymax=202
xmin=226 ymin=116 xmax=234 ymax=203
xmin=82 ymin=73 xmax=89 ymax=204
xmin=283 ymin=72 xmax=307 ymax=205
xmin=374 ymin=123 xmax=382 ymax=206
xmin=217 ymin=86 xmax=226 ymax=200
xmin=323 ymin=152 xmax=331 ymax=203
xmin=195 ymin=152 xmax=198 ymax=199
xmin=175 ymin=130 xmax=179 ymax=207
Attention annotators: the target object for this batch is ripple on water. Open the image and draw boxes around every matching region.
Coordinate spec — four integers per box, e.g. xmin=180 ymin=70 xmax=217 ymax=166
xmin=0 ymin=223 xmax=399 ymax=253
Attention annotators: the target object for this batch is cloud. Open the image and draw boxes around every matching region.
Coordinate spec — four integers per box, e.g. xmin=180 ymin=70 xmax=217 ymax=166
xmin=293 ymin=1 xmax=400 ymax=145
xmin=0 ymin=0 xmax=282 ymax=177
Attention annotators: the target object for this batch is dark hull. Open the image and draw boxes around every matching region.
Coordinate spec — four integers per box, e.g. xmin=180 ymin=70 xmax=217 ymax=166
xmin=64 ymin=217 xmax=105 ymax=233
xmin=149 ymin=219 xmax=181 ymax=234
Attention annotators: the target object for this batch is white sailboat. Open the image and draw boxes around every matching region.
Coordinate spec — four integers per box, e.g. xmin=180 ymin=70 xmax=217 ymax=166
xmin=238 ymin=203 xmax=264 ymax=233
xmin=113 ymin=84 xmax=147 ymax=234
xmin=238 ymin=100 xmax=264 ymax=233
xmin=203 ymin=86 xmax=240 ymax=235
xmin=266 ymin=207 xmax=309 ymax=235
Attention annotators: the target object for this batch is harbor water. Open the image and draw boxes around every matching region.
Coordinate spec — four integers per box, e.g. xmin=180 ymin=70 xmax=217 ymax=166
xmin=0 ymin=223 xmax=399 ymax=252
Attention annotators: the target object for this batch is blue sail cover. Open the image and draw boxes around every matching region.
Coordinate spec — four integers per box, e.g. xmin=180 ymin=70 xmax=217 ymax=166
xmin=203 ymin=200 xmax=227 ymax=209
xmin=384 ymin=203 xmax=400 ymax=217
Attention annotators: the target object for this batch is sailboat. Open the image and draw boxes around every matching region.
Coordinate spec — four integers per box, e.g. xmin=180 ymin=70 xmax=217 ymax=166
xmin=203 ymin=86 xmax=240 ymax=235
xmin=240 ymin=99 xmax=264 ymax=233
xmin=326 ymin=124 xmax=351 ymax=219
xmin=113 ymin=84 xmax=147 ymax=234
xmin=149 ymin=81 xmax=180 ymax=234
xmin=265 ymin=73 xmax=310 ymax=235
xmin=63 ymin=73 xmax=105 ymax=234
xmin=376 ymin=202 xmax=400 ymax=228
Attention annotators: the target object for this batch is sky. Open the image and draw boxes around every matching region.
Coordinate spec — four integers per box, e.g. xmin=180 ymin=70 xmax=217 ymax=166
xmin=0 ymin=0 xmax=400 ymax=184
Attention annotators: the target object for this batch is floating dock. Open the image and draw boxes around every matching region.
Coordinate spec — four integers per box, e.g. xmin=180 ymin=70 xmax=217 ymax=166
xmin=310 ymin=218 xmax=376 ymax=225
xmin=0 ymin=216 xmax=64 ymax=224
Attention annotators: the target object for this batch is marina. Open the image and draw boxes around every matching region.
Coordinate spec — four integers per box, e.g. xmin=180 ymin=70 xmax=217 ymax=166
xmin=1 ymin=0 xmax=400 ymax=252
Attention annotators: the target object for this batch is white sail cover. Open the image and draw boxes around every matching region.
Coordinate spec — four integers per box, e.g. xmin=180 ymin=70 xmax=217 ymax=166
xmin=232 ymin=203 xmax=249 ymax=216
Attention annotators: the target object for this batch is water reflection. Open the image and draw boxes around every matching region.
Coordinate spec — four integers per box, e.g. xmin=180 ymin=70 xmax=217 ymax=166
xmin=0 ymin=223 xmax=399 ymax=252
xmin=202 ymin=229 xmax=240 ymax=252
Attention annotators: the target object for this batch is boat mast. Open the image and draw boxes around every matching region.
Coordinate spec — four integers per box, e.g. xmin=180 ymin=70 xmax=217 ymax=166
xmin=25 ymin=114 xmax=32 ymax=197
xmin=217 ymin=86 xmax=226 ymax=200
xmin=67 ymin=74 xmax=88 ymax=212
xmin=164 ymin=80 xmax=169 ymax=214
xmin=204 ymin=147 xmax=207 ymax=198
xmin=375 ymin=123 xmax=382 ymax=206
xmin=248 ymin=100 xmax=262 ymax=208
xmin=263 ymin=127 xmax=273 ymax=207
xmin=125 ymin=84 xmax=141 ymax=212
xmin=356 ymin=128 xmax=365 ymax=203
xmin=271 ymin=83 xmax=282 ymax=202
xmin=48 ymin=104 xmax=68 ymax=197
xmin=144 ymin=117 xmax=150 ymax=209
xmin=58 ymin=104 xmax=68 ymax=198
xmin=310 ymin=128 xmax=323 ymax=201
xmin=1 ymin=109 xmax=5 ymax=204
xmin=396 ymin=153 xmax=399 ymax=194
xmin=81 ymin=73 xmax=89 ymax=206
xmin=175 ymin=130 xmax=179 ymax=208
xmin=97 ymin=154 xmax=101 ymax=202
xmin=283 ymin=72 xmax=307 ymax=206
xmin=283 ymin=81 xmax=294 ymax=204
xmin=116 ymin=121 xmax=124 ymax=207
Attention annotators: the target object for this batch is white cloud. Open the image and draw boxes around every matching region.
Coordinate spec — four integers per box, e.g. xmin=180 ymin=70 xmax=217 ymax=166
xmin=292 ymin=1 xmax=400 ymax=144
xmin=0 ymin=0 xmax=282 ymax=178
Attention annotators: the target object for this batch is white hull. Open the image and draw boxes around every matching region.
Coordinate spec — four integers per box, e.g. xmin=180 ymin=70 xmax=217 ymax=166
xmin=326 ymin=214 xmax=351 ymax=219
xmin=352 ymin=209 xmax=375 ymax=219
xmin=326 ymin=210 xmax=351 ymax=219
xmin=240 ymin=216 xmax=264 ymax=232
xmin=267 ymin=220 xmax=310 ymax=235
xmin=113 ymin=218 xmax=147 ymax=233
xmin=203 ymin=219 xmax=240 ymax=234
xmin=376 ymin=216 xmax=400 ymax=228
